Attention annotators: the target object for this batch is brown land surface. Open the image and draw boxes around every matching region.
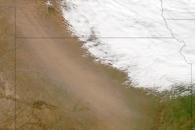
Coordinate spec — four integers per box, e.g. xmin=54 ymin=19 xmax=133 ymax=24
xmin=0 ymin=0 xmax=160 ymax=129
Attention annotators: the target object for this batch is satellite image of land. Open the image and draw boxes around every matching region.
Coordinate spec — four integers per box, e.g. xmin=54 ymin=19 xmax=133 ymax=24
xmin=0 ymin=0 xmax=194 ymax=130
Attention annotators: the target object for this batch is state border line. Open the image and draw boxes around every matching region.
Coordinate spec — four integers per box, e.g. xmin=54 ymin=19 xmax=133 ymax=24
xmin=166 ymin=19 xmax=195 ymax=20
xmin=1 ymin=5 xmax=17 ymax=130
xmin=0 ymin=4 xmax=194 ymax=130
xmin=16 ymin=37 xmax=174 ymax=38
xmin=15 ymin=6 xmax=16 ymax=130
xmin=160 ymin=0 xmax=194 ymax=129
xmin=0 ymin=6 xmax=16 ymax=8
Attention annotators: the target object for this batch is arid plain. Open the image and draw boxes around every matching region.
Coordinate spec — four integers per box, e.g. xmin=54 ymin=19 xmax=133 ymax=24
xmin=0 ymin=0 xmax=161 ymax=129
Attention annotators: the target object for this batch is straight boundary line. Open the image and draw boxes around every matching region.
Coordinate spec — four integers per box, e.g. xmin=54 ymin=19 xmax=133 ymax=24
xmin=16 ymin=37 xmax=174 ymax=39
xmin=14 ymin=6 xmax=16 ymax=130
xmin=0 ymin=4 xmax=194 ymax=130
xmin=160 ymin=0 xmax=194 ymax=129
xmin=0 ymin=5 xmax=17 ymax=130
xmin=0 ymin=6 xmax=15 ymax=7
xmin=166 ymin=19 xmax=195 ymax=20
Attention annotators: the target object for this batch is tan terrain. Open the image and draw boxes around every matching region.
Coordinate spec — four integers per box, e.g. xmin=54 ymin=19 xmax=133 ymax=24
xmin=0 ymin=0 xmax=160 ymax=129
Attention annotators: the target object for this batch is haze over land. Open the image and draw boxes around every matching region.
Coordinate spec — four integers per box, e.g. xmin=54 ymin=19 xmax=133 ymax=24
xmin=0 ymin=0 xmax=159 ymax=129
xmin=0 ymin=0 xmax=194 ymax=129
xmin=61 ymin=0 xmax=195 ymax=91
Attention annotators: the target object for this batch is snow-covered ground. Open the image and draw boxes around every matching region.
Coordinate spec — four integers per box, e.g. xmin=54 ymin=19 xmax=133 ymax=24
xmin=163 ymin=0 xmax=195 ymax=19
xmin=61 ymin=0 xmax=195 ymax=91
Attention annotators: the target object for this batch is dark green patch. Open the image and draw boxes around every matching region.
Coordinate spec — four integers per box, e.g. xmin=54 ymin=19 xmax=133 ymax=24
xmin=152 ymin=85 xmax=195 ymax=130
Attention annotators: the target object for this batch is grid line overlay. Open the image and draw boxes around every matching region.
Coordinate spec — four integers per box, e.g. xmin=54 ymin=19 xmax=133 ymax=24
xmin=16 ymin=37 xmax=174 ymax=38
xmin=14 ymin=6 xmax=16 ymax=130
xmin=166 ymin=19 xmax=195 ymax=20
xmin=0 ymin=5 xmax=194 ymax=129
xmin=0 ymin=6 xmax=16 ymax=130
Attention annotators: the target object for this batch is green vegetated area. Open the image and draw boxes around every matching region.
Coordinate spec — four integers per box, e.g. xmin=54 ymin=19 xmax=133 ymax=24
xmin=152 ymin=85 xmax=195 ymax=130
